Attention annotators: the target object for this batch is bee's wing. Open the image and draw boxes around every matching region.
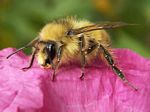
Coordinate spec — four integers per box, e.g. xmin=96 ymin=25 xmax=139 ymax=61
xmin=72 ymin=22 xmax=137 ymax=35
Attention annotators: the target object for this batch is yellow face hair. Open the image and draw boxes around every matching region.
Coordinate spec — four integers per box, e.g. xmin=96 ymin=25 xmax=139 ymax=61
xmin=6 ymin=17 xmax=137 ymax=90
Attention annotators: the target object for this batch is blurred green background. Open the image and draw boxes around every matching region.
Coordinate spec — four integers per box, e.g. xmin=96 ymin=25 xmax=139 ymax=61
xmin=0 ymin=0 xmax=150 ymax=57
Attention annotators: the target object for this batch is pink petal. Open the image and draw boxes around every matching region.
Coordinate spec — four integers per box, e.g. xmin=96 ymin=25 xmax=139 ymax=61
xmin=0 ymin=48 xmax=150 ymax=112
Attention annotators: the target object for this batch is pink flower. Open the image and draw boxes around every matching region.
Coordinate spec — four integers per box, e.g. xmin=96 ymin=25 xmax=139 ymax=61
xmin=0 ymin=48 xmax=150 ymax=112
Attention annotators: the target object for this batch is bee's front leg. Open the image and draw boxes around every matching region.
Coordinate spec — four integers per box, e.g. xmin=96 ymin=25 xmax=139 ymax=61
xmin=51 ymin=44 xmax=64 ymax=81
xmin=22 ymin=48 xmax=37 ymax=70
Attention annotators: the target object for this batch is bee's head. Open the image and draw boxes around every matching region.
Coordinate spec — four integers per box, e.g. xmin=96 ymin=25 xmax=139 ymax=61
xmin=37 ymin=41 xmax=57 ymax=68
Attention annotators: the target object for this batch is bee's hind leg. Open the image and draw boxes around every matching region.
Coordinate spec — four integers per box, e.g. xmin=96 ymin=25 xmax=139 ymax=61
xmin=99 ymin=44 xmax=137 ymax=90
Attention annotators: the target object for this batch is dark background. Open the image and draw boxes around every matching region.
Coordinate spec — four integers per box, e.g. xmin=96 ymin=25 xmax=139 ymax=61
xmin=0 ymin=0 xmax=150 ymax=57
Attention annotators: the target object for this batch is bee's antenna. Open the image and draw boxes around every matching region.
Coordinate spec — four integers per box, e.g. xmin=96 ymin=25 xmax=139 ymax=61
xmin=6 ymin=46 xmax=30 ymax=59
xmin=6 ymin=37 xmax=39 ymax=59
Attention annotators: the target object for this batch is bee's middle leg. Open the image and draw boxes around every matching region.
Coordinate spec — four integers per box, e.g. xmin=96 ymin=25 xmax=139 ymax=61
xmin=79 ymin=36 xmax=86 ymax=80
xmin=79 ymin=36 xmax=98 ymax=80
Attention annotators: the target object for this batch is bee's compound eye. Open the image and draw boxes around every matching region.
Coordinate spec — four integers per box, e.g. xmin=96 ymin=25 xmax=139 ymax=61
xmin=45 ymin=58 xmax=51 ymax=65
xmin=45 ymin=42 xmax=56 ymax=61
xmin=66 ymin=30 xmax=74 ymax=36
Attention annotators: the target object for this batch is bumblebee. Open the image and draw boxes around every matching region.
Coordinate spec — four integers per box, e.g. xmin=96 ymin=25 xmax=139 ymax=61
xmin=7 ymin=17 xmax=137 ymax=90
